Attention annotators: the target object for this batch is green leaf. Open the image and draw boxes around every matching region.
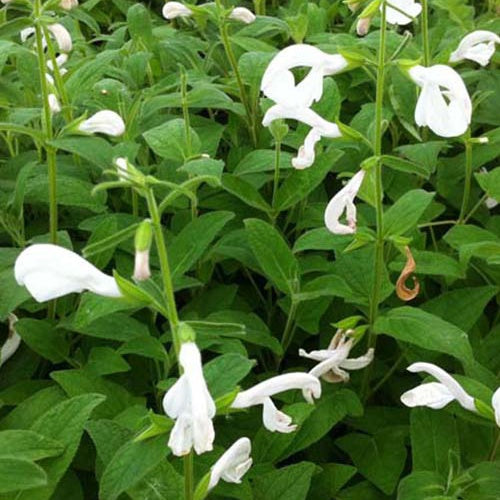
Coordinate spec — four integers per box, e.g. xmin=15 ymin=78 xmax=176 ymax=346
xmin=0 ymin=430 xmax=64 ymax=461
xmin=397 ymin=471 xmax=446 ymax=500
xmin=244 ymin=218 xmax=299 ymax=294
xmin=169 ymin=211 xmax=234 ymax=278
xmin=252 ymin=462 xmax=316 ymax=500
xmin=410 ymin=408 xmax=459 ymax=477
xmin=15 ymin=319 xmax=70 ymax=364
xmin=204 ymin=353 xmax=255 ymax=398
xmin=388 ymin=251 xmax=464 ymax=279
xmin=221 ymin=174 xmax=272 ymax=213
xmin=0 ymin=458 xmax=47 ymax=493
xmin=50 ymin=137 xmax=114 ymax=169
xmin=395 ymin=142 xmax=446 ymax=176
xmin=293 ymin=228 xmax=351 ymax=253
xmin=383 ymin=190 xmax=434 ymax=237
xmin=382 ymin=155 xmax=429 ymax=178
xmin=99 ymin=436 xmax=168 ymax=500
xmin=309 ymin=463 xmax=357 ymax=498
xmin=143 ymin=119 xmax=200 ymax=162
xmin=17 ymin=394 xmax=105 ymax=500
xmin=274 ymin=150 xmax=343 ymax=211
xmin=374 ymin=307 xmax=474 ymax=364
xmin=234 ymin=149 xmax=293 ymax=175
xmin=475 ymin=167 xmax=500 ymax=201
xmin=336 ymin=429 xmax=407 ymax=495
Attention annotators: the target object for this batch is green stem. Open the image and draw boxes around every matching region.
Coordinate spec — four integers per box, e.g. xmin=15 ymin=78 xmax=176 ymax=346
xmin=280 ymin=300 xmax=298 ymax=354
xmin=33 ymin=2 xmax=58 ymax=244
xmin=361 ymin=0 xmax=388 ymax=400
xmin=145 ymin=189 xmax=181 ymax=354
xmin=180 ymin=68 xmax=192 ymax=157
xmin=458 ymin=136 xmax=473 ymax=224
xmin=464 ymin=194 xmax=488 ymax=224
xmin=488 ymin=430 xmax=500 ymax=461
xmin=218 ymin=17 xmax=258 ymax=146
xmin=421 ymin=0 xmax=431 ymax=66
xmin=184 ymin=452 xmax=194 ymax=500
xmin=272 ymin=139 xmax=281 ymax=210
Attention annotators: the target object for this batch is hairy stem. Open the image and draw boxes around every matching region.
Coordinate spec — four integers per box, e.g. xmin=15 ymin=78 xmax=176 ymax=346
xmin=421 ymin=0 xmax=431 ymax=66
xmin=458 ymin=136 xmax=473 ymax=224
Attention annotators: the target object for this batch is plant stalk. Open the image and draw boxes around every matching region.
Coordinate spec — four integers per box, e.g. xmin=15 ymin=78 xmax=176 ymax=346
xmin=421 ymin=0 xmax=431 ymax=66
xmin=272 ymin=138 xmax=281 ymax=209
xmin=184 ymin=451 xmax=194 ymax=500
xmin=361 ymin=0 xmax=388 ymax=400
xmin=458 ymin=136 xmax=473 ymax=224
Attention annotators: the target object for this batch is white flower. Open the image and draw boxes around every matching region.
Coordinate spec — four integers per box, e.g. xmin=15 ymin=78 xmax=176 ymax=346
xmin=60 ymin=0 xmax=78 ymax=9
xmin=163 ymin=342 xmax=215 ymax=456
xmin=48 ymin=94 xmax=61 ymax=114
xmin=485 ymin=197 xmax=498 ymax=209
xmin=449 ymin=30 xmax=500 ymax=67
xmin=20 ymin=24 xmax=72 ymax=52
xmin=385 ymin=0 xmax=422 ymax=26
xmin=299 ymin=329 xmax=374 ymax=384
xmin=47 ymin=53 xmax=68 ymax=73
xmin=133 ymin=250 xmax=151 ymax=281
xmin=261 ymin=44 xmax=347 ymax=169
xmin=229 ymin=7 xmax=256 ymax=24
xmin=231 ymin=373 xmax=321 ymax=433
xmin=208 ymin=437 xmax=252 ymax=490
xmin=14 ymin=244 xmax=122 ymax=302
xmin=324 ymin=170 xmax=365 ymax=235
xmin=409 ymin=64 xmax=472 ymax=138
xmin=0 ymin=315 xmax=21 ymax=368
xmin=78 ymin=110 xmax=125 ymax=137
xmin=492 ymin=388 xmax=500 ymax=427
xmin=401 ymin=362 xmax=476 ymax=412
xmin=162 ymin=1 xmax=193 ymax=19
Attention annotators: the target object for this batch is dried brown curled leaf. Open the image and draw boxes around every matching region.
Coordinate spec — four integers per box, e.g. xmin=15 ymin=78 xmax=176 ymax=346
xmin=396 ymin=246 xmax=420 ymax=301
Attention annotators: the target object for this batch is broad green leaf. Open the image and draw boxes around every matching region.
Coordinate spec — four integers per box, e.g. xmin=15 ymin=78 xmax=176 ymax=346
xmin=221 ymin=174 xmax=272 ymax=213
xmin=374 ymin=307 xmax=474 ymax=364
xmin=381 ymin=155 xmax=429 ymax=178
xmin=234 ymin=149 xmax=293 ymax=175
xmin=0 ymin=458 xmax=47 ymax=493
xmin=293 ymin=228 xmax=350 ymax=253
xmin=336 ymin=429 xmax=407 ymax=495
xmin=86 ymin=420 xmax=133 ymax=467
xmin=16 ymin=394 xmax=105 ymax=500
xmin=410 ymin=408 xmax=459 ymax=477
xmin=244 ymin=218 xmax=299 ymax=294
xmin=475 ymin=167 xmax=500 ymax=200
xmin=383 ymin=190 xmax=434 ymax=237
xmin=99 ymin=436 xmax=167 ymax=500
xmin=204 ymin=353 xmax=255 ymax=398
xmin=395 ymin=142 xmax=446 ymax=176
xmin=0 ymin=430 xmax=63 ymax=461
xmin=252 ymin=462 xmax=316 ymax=500
xmin=397 ymin=471 xmax=446 ymax=500
xmin=309 ymin=463 xmax=357 ymax=498
xmin=169 ymin=211 xmax=234 ymax=278
xmin=16 ymin=319 xmax=70 ymax=364
xmin=388 ymin=251 xmax=464 ymax=279
xmin=127 ymin=460 xmax=183 ymax=500
xmin=50 ymin=137 xmax=114 ymax=169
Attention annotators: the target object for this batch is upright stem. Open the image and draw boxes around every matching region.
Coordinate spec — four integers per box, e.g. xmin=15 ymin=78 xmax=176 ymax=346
xmin=280 ymin=300 xmax=297 ymax=354
xmin=33 ymin=1 xmax=57 ymax=244
xmin=362 ymin=1 xmax=388 ymax=400
xmin=183 ymin=451 xmax=194 ymax=500
xmin=218 ymin=16 xmax=258 ymax=146
xmin=421 ymin=0 xmax=431 ymax=66
xmin=272 ymin=139 xmax=281 ymax=209
xmin=458 ymin=136 xmax=473 ymax=224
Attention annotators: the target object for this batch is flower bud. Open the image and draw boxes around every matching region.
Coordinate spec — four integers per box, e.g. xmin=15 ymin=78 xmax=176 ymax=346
xmin=229 ymin=7 xmax=256 ymax=24
xmin=48 ymin=94 xmax=61 ymax=114
xmin=356 ymin=17 xmax=371 ymax=36
xmin=178 ymin=322 xmax=196 ymax=343
xmin=133 ymin=219 xmax=152 ymax=282
xmin=162 ymin=1 xmax=193 ymax=19
xmin=78 ymin=110 xmax=125 ymax=137
xmin=60 ymin=0 xmax=78 ymax=10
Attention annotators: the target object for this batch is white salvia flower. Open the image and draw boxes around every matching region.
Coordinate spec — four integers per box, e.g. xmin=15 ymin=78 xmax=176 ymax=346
xmin=48 ymin=94 xmax=61 ymax=114
xmin=261 ymin=44 xmax=347 ymax=168
xmin=59 ymin=0 xmax=78 ymax=10
xmin=47 ymin=53 xmax=68 ymax=73
xmin=449 ymin=30 xmax=500 ymax=67
xmin=409 ymin=64 xmax=472 ymax=138
xmin=229 ymin=7 xmax=256 ymax=24
xmin=299 ymin=329 xmax=374 ymax=385
xmin=401 ymin=362 xmax=476 ymax=412
xmin=78 ymin=110 xmax=125 ymax=137
xmin=163 ymin=342 xmax=215 ymax=456
xmin=208 ymin=438 xmax=252 ymax=490
xmin=492 ymin=389 xmax=500 ymax=427
xmin=133 ymin=250 xmax=151 ymax=281
xmin=385 ymin=0 xmax=422 ymax=26
xmin=20 ymin=24 xmax=72 ymax=52
xmin=14 ymin=244 xmax=122 ymax=302
xmin=291 ymin=129 xmax=322 ymax=169
xmin=115 ymin=157 xmax=130 ymax=181
xmin=162 ymin=1 xmax=193 ymax=19
xmin=0 ymin=315 xmax=21 ymax=368
xmin=324 ymin=170 xmax=365 ymax=235
xmin=231 ymin=373 xmax=321 ymax=433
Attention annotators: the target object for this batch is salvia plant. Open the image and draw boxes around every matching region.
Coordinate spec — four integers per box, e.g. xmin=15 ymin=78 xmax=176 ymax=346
xmin=0 ymin=0 xmax=499 ymax=498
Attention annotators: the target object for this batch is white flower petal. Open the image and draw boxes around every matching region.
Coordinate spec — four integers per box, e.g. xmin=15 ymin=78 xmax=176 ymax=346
xmin=48 ymin=94 xmax=61 ymax=114
xmin=59 ymin=0 xmax=78 ymax=10
xmin=262 ymin=397 xmax=297 ymax=433
xmin=324 ymin=170 xmax=365 ymax=235
xmin=229 ymin=7 xmax=256 ymax=24
xmin=162 ymin=1 xmax=193 ymax=19
xmin=407 ymin=362 xmax=476 ymax=412
xmin=385 ymin=0 xmax=422 ymax=25
xmin=47 ymin=24 xmax=72 ymax=52
xmin=0 ymin=315 xmax=21 ymax=368
xmin=449 ymin=30 xmax=500 ymax=66
xmin=78 ymin=110 xmax=125 ymax=137
xmin=492 ymin=388 xmax=500 ymax=427
xmin=14 ymin=244 xmax=121 ymax=302
xmin=340 ymin=347 xmax=375 ymax=370
xmin=231 ymin=372 xmax=321 ymax=409
xmin=291 ymin=128 xmax=322 ymax=169
xmin=133 ymin=249 xmax=151 ymax=282
xmin=401 ymin=382 xmax=456 ymax=409
xmin=208 ymin=437 xmax=252 ymax=490
xmin=168 ymin=413 xmax=193 ymax=456
xmin=409 ymin=64 xmax=471 ymax=138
